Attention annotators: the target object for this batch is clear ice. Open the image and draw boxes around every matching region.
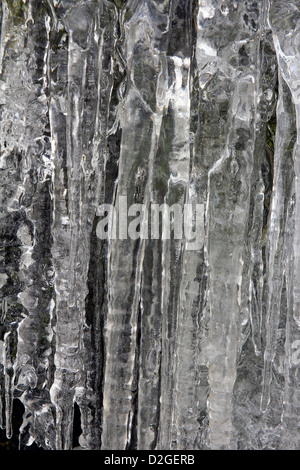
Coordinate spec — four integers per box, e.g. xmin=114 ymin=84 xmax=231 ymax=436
xmin=0 ymin=0 xmax=299 ymax=450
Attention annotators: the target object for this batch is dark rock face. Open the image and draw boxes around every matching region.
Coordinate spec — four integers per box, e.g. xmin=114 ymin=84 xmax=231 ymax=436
xmin=0 ymin=0 xmax=299 ymax=450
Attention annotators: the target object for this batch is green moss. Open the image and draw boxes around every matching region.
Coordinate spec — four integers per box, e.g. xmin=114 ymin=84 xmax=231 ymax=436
xmin=10 ymin=302 xmax=23 ymax=310
xmin=5 ymin=302 xmax=25 ymax=323
xmin=10 ymin=271 xmax=18 ymax=281
xmin=41 ymin=308 xmax=50 ymax=326
xmin=265 ymin=99 xmax=277 ymax=186
xmin=35 ymin=1 xmax=49 ymax=17
xmin=45 ymin=286 xmax=53 ymax=301
xmin=113 ymin=0 xmax=126 ymax=10
xmin=6 ymin=0 xmax=26 ymax=25
xmin=123 ymin=5 xmax=134 ymax=23
xmin=5 ymin=245 xmax=21 ymax=266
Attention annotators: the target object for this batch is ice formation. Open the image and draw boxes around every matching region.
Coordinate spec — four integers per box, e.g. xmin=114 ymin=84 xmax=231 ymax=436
xmin=0 ymin=0 xmax=299 ymax=450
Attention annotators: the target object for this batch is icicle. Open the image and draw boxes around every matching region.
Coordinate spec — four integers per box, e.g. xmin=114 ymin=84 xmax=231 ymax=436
xmin=4 ymin=332 xmax=14 ymax=439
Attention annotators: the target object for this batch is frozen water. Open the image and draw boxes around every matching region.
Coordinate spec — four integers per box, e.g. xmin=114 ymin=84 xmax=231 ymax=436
xmin=0 ymin=0 xmax=299 ymax=450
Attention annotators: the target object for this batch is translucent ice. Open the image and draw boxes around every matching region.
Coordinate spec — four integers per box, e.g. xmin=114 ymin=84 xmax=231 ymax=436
xmin=0 ymin=0 xmax=299 ymax=450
